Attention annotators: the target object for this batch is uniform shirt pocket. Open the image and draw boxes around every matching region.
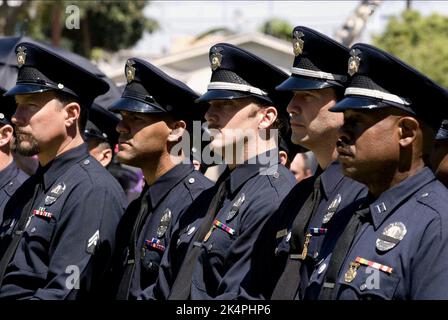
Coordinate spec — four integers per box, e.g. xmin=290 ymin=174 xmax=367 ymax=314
xmin=337 ymin=265 xmax=400 ymax=300
xmin=15 ymin=214 xmax=56 ymax=273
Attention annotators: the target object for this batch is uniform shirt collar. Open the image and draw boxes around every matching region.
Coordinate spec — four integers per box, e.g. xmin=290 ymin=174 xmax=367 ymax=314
xmin=228 ymin=148 xmax=280 ymax=195
xmin=38 ymin=143 xmax=89 ymax=191
xmin=368 ymin=167 xmax=436 ymax=229
xmin=0 ymin=160 xmax=19 ymax=189
xmin=147 ymin=163 xmax=195 ymax=209
xmin=319 ymin=161 xmax=345 ymax=199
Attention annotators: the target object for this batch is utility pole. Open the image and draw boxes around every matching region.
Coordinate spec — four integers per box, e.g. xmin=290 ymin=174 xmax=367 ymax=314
xmin=333 ymin=0 xmax=383 ymax=47
xmin=406 ymin=0 xmax=412 ymax=10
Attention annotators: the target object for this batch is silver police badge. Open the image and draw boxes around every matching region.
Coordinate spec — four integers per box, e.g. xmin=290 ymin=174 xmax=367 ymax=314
xmin=45 ymin=182 xmax=66 ymax=206
xmin=322 ymin=194 xmax=342 ymax=224
xmin=157 ymin=208 xmax=172 ymax=238
xmin=227 ymin=193 xmax=245 ymax=221
xmin=348 ymin=49 xmax=361 ymax=76
xmin=376 ymin=222 xmax=407 ymax=252
xmin=17 ymin=46 xmax=27 ymax=67
xmin=125 ymin=59 xmax=136 ymax=83
xmin=292 ymin=30 xmax=305 ymax=56
xmin=210 ymin=47 xmax=223 ymax=71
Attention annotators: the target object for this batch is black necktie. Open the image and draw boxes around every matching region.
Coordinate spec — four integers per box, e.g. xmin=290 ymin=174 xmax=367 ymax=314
xmin=0 ymin=171 xmax=43 ymax=285
xmin=271 ymin=175 xmax=322 ymax=300
xmin=168 ymin=169 xmax=231 ymax=300
xmin=318 ymin=206 xmax=371 ymax=300
xmin=116 ymin=185 xmax=150 ymax=300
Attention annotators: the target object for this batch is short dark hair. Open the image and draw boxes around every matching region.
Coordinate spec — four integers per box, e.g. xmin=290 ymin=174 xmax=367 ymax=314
xmin=55 ymin=91 xmax=89 ymax=132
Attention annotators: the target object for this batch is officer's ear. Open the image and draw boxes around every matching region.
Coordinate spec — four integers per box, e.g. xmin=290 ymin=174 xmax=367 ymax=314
xmin=279 ymin=150 xmax=288 ymax=166
xmin=398 ymin=116 xmax=419 ymax=148
xmin=98 ymin=147 xmax=113 ymax=167
xmin=62 ymin=102 xmax=81 ymax=127
xmin=0 ymin=124 xmax=13 ymax=147
xmin=258 ymin=105 xmax=278 ymax=130
xmin=167 ymin=120 xmax=187 ymax=142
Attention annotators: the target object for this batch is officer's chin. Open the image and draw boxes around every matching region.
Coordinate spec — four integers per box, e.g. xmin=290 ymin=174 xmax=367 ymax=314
xmin=115 ymin=150 xmax=134 ymax=166
xmin=339 ymin=160 xmax=359 ymax=181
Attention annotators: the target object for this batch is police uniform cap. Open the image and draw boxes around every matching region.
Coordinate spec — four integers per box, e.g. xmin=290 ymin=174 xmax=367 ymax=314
xmin=196 ymin=43 xmax=292 ymax=112
xmin=0 ymin=88 xmax=15 ymax=126
xmin=276 ymin=26 xmax=350 ymax=92
xmin=4 ymin=41 xmax=109 ymax=104
xmin=109 ymin=58 xmax=201 ymax=122
xmin=330 ymin=43 xmax=448 ymax=130
xmin=84 ymin=103 xmax=120 ymax=147
xmin=436 ymin=120 xmax=448 ymax=141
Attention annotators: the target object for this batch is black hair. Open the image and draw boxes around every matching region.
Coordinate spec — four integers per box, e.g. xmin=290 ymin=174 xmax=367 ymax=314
xmin=55 ymin=91 xmax=90 ymax=132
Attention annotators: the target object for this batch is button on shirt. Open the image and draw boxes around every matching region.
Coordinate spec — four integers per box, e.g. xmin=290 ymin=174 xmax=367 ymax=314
xmin=0 ymin=143 xmax=127 ymax=300
xmin=149 ymin=150 xmax=296 ymax=300
xmin=306 ymin=167 xmax=448 ymax=300
xmin=110 ymin=163 xmax=213 ymax=300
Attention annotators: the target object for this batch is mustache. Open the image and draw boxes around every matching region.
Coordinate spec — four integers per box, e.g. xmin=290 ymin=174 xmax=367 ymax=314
xmin=336 ymin=137 xmax=351 ymax=149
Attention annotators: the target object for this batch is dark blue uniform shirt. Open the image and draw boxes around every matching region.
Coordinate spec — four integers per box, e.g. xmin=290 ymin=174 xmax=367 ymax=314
xmin=265 ymin=161 xmax=367 ymax=299
xmin=0 ymin=143 xmax=127 ymax=300
xmin=306 ymin=167 xmax=448 ymax=300
xmin=109 ymin=163 xmax=213 ymax=300
xmin=0 ymin=161 xmax=28 ymax=222
xmin=149 ymin=151 xmax=296 ymax=300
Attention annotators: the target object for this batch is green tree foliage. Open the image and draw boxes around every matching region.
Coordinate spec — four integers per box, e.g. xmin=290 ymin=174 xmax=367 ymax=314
xmin=259 ymin=18 xmax=293 ymax=41
xmin=2 ymin=0 xmax=158 ymax=58
xmin=373 ymin=10 xmax=448 ymax=88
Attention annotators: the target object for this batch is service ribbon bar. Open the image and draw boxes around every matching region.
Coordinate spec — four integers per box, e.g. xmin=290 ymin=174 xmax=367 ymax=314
xmin=355 ymin=256 xmax=393 ymax=274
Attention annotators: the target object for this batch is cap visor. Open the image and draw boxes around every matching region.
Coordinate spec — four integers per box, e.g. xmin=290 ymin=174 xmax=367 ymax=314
xmin=109 ymin=97 xmax=166 ymax=114
xmin=276 ymin=76 xmax=338 ymax=91
xmin=4 ymin=83 xmax=54 ymax=96
xmin=195 ymin=89 xmax=253 ymax=103
xmin=329 ymin=96 xmax=385 ymax=112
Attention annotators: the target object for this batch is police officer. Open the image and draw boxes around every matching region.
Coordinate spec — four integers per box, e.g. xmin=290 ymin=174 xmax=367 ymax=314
xmin=84 ymin=103 xmax=119 ymax=167
xmin=0 ymin=41 xmax=127 ymax=299
xmin=307 ymin=43 xmax=448 ymax=300
xmin=431 ymin=120 xmax=448 ymax=186
xmin=261 ymin=26 xmax=368 ymax=300
xmin=0 ymin=91 xmax=28 ymax=221
xmin=105 ymin=58 xmax=213 ymax=300
xmin=149 ymin=43 xmax=296 ymax=300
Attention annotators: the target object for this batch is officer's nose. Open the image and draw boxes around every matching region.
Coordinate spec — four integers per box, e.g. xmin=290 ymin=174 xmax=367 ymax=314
xmin=338 ymin=123 xmax=353 ymax=146
xmin=116 ymin=119 xmax=129 ymax=134
xmin=286 ymin=94 xmax=302 ymax=116
xmin=11 ymin=106 xmax=26 ymax=127
xmin=204 ymin=104 xmax=219 ymax=125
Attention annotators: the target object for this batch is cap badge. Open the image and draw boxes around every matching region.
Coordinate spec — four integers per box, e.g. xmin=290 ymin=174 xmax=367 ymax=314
xmin=210 ymin=47 xmax=223 ymax=71
xmin=125 ymin=60 xmax=136 ymax=83
xmin=292 ymin=30 xmax=305 ymax=56
xmin=348 ymin=49 xmax=361 ymax=76
xmin=17 ymin=46 xmax=27 ymax=68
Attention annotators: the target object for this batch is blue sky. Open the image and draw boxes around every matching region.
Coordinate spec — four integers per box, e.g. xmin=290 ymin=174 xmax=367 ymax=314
xmin=134 ymin=1 xmax=448 ymax=54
